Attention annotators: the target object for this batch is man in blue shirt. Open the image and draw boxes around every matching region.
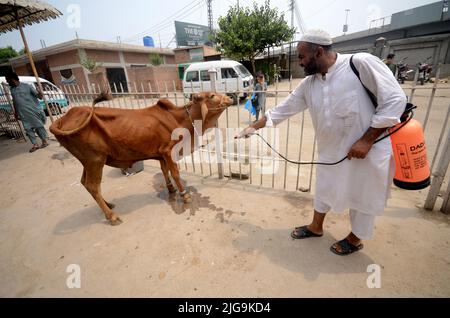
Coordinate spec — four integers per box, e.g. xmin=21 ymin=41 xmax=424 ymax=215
xmin=6 ymin=72 xmax=49 ymax=153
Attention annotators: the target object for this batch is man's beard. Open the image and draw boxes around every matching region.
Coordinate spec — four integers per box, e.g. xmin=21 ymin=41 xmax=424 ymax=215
xmin=303 ymin=59 xmax=320 ymax=76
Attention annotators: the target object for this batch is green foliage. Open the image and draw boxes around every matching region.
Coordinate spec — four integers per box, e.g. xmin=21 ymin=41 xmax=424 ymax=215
xmin=80 ymin=55 xmax=102 ymax=72
xmin=0 ymin=46 xmax=19 ymax=64
xmin=210 ymin=0 xmax=295 ymax=74
xmin=260 ymin=63 xmax=281 ymax=85
xmin=149 ymin=53 xmax=163 ymax=66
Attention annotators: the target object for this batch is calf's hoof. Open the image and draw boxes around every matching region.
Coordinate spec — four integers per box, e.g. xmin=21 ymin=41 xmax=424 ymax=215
xmin=110 ymin=216 xmax=123 ymax=226
xmin=182 ymin=193 xmax=192 ymax=203
xmin=167 ymin=184 xmax=177 ymax=193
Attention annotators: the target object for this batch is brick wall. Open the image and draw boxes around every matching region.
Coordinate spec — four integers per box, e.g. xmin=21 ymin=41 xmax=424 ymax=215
xmin=123 ymin=52 xmax=150 ymax=65
xmin=85 ymin=50 xmax=120 ymax=63
xmin=47 ymin=50 xmax=79 ymax=67
xmin=175 ymin=50 xmax=190 ymax=64
xmin=126 ymin=65 xmax=181 ymax=91
xmin=164 ymin=55 xmax=175 ymax=64
xmin=203 ymin=45 xmax=219 ymax=57
xmin=14 ymin=65 xmax=31 ymax=76
xmin=87 ymin=67 xmax=109 ymax=92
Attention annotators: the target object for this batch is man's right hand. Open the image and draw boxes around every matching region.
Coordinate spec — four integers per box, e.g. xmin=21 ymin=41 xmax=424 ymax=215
xmin=235 ymin=116 xmax=268 ymax=139
xmin=235 ymin=126 xmax=256 ymax=139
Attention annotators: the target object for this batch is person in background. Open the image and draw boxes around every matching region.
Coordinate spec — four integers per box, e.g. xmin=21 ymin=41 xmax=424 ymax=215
xmin=385 ymin=53 xmax=397 ymax=76
xmin=254 ymin=72 xmax=267 ymax=121
xmin=5 ymin=71 xmax=49 ymax=153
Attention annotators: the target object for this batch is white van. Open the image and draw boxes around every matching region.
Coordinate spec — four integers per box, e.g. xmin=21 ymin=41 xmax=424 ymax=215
xmin=182 ymin=60 xmax=253 ymax=104
xmin=0 ymin=76 xmax=69 ymax=115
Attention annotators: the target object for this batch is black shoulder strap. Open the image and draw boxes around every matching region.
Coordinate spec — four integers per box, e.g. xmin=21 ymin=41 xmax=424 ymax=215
xmin=350 ymin=55 xmax=378 ymax=108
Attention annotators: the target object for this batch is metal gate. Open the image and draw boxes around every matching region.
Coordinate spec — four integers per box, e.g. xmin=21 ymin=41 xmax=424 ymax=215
xmin=0 ymin=83 xmax=26 ymax=142
xmin=55 ymin=64 xmax=450 ymax=211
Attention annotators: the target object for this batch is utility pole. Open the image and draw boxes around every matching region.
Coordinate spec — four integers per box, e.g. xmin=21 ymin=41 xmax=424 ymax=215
xmin=290 ymin=0 xmax=294 ymax=28
xmin=289 ymin=0 xmax=294 ymax=80
xmin=343 ymin=9 xmax=350 ymax=35
xmin=207 ymin=0 xmax=213 ymax=31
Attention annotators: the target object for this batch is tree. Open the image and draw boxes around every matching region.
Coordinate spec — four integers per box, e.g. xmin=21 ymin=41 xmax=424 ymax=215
xmin=79 ymin=55 xmax=102 ymax=73
xmin=149 ymin=53 xmax=163 ymax=66
xmin=0 ymin=46 xmax=19 ymax=64
xmin=211 ymin=0 xmax=295 ymax=75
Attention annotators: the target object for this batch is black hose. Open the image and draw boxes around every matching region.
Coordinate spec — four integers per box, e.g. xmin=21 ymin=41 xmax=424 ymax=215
xmin=251 ymin=109 xmax=415 ymax=166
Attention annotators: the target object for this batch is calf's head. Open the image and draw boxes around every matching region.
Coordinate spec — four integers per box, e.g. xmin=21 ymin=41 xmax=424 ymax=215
xmin=190 ymin=92 xmax=232 ymax=131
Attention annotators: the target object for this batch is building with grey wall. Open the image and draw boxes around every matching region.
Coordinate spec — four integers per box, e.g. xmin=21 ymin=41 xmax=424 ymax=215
xmin=284 ymin=1 xmax=450 ymax=79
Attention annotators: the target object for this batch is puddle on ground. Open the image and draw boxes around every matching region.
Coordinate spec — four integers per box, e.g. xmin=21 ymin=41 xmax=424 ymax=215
xmin=152 ymin=173 xmax=245 ymax=220
xmin=51 ymin=151 xmax=72 ymax=164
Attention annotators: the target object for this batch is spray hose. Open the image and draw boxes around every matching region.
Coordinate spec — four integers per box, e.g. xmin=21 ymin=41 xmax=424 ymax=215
xmin=248 ymin=106 xmax=416 ymax=166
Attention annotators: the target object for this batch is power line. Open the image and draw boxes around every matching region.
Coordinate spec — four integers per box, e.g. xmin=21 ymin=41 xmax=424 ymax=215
xmin=123 ymin=0 xmax=202 ymax=41
xmin=303 ymin=0 xmax=338 ymax=20
xmin=147 ymin=1 xmax=206 ymax=39
xmin=143 ymin=1 xmax=206 ymax=36
xmin=121 ymin=0 xmax=204 ymax=43
xmin=123 ymin=1 xmax=206 ymax=46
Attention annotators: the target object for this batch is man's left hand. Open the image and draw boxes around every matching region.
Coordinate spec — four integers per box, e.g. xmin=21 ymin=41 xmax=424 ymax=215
xmin=347 ymin=139 xmax=373 ymax=160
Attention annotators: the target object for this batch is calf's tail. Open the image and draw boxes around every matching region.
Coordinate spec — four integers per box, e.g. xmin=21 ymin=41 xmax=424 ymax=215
xmin=50 ymin=91 xmax=112 ymax=136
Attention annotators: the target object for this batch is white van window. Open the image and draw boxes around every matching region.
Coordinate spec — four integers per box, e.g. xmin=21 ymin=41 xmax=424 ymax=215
xmin=221 ymin=68 xmax=238 ymax=79
xmin=42 ymin=82 xmax=59 ymax=92
xmin=186 ymin=71 xmax=199 ymax=82
xmin=25 ymin=82 xmax=57 ymax=92
xmin=235 ymin=65 xmax=251 ymax=77
xmin=200 ymin=70 xmax=210 ymax=81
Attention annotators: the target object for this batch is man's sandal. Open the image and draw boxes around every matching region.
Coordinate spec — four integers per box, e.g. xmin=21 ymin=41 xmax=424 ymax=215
xmin=330 ymin=238 xmax=364 ymax=256
xmin=29 ymin=145 xmax=40 ymax=153
xmin=291 ymin=225 xmax=323 ymax=239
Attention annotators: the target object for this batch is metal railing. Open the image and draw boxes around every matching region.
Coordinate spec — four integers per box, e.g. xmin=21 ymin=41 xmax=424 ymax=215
xmin=48 ymin=65 xmax=450 ymax=209
xmin=0 ymin=83 xmax=26 ymax=142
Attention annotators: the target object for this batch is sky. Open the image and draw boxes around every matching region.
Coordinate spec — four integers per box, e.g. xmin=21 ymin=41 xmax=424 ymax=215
xmin=0 ymin=0 xmax=441 ymax=52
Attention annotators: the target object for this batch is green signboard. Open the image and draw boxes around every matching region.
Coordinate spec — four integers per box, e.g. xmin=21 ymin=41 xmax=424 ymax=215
xmin=175 ymin=21 xmax=210 ymax=47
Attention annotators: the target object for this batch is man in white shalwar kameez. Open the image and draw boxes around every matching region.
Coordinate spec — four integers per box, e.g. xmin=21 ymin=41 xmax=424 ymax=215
xmin=238 ymin=29 xmax=406 ymax=255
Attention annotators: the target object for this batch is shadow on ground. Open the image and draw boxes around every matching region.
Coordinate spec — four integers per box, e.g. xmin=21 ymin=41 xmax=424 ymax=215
xmin=53 ymin=192 xmax=161 ymax=234
xmin=230 ymin=220 xmax=375 ymax=281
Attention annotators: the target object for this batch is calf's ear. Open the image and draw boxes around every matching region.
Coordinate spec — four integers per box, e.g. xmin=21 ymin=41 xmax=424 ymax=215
xmin=201 ymin=103 xmax=208 ymax=123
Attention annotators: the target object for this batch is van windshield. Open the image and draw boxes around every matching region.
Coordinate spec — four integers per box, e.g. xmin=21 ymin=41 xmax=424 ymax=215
xmin=25 ymin=82 xmax=58 ymax=92
xmin=42 ymin=82 xmax=59 ymax=92
xmin=235 ymin=65 xmax=251 ymax=77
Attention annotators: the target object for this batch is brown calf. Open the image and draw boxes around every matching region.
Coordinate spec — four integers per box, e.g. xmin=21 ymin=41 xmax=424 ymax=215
xmin=50 ymin=92 xmax=232 ymax=225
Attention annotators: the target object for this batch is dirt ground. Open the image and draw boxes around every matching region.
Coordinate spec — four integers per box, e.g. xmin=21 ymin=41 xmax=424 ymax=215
xmin=1 ymin=79 xmax=450 ymax=297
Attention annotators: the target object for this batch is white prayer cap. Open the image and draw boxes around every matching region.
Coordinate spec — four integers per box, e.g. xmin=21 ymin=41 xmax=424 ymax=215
xmin=299 ymin=29 xmax=332 ymax=46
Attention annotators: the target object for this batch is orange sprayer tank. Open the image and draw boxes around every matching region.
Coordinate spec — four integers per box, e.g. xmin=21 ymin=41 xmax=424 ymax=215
xmin=389 ymin=118 xmax=430 ymax=190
